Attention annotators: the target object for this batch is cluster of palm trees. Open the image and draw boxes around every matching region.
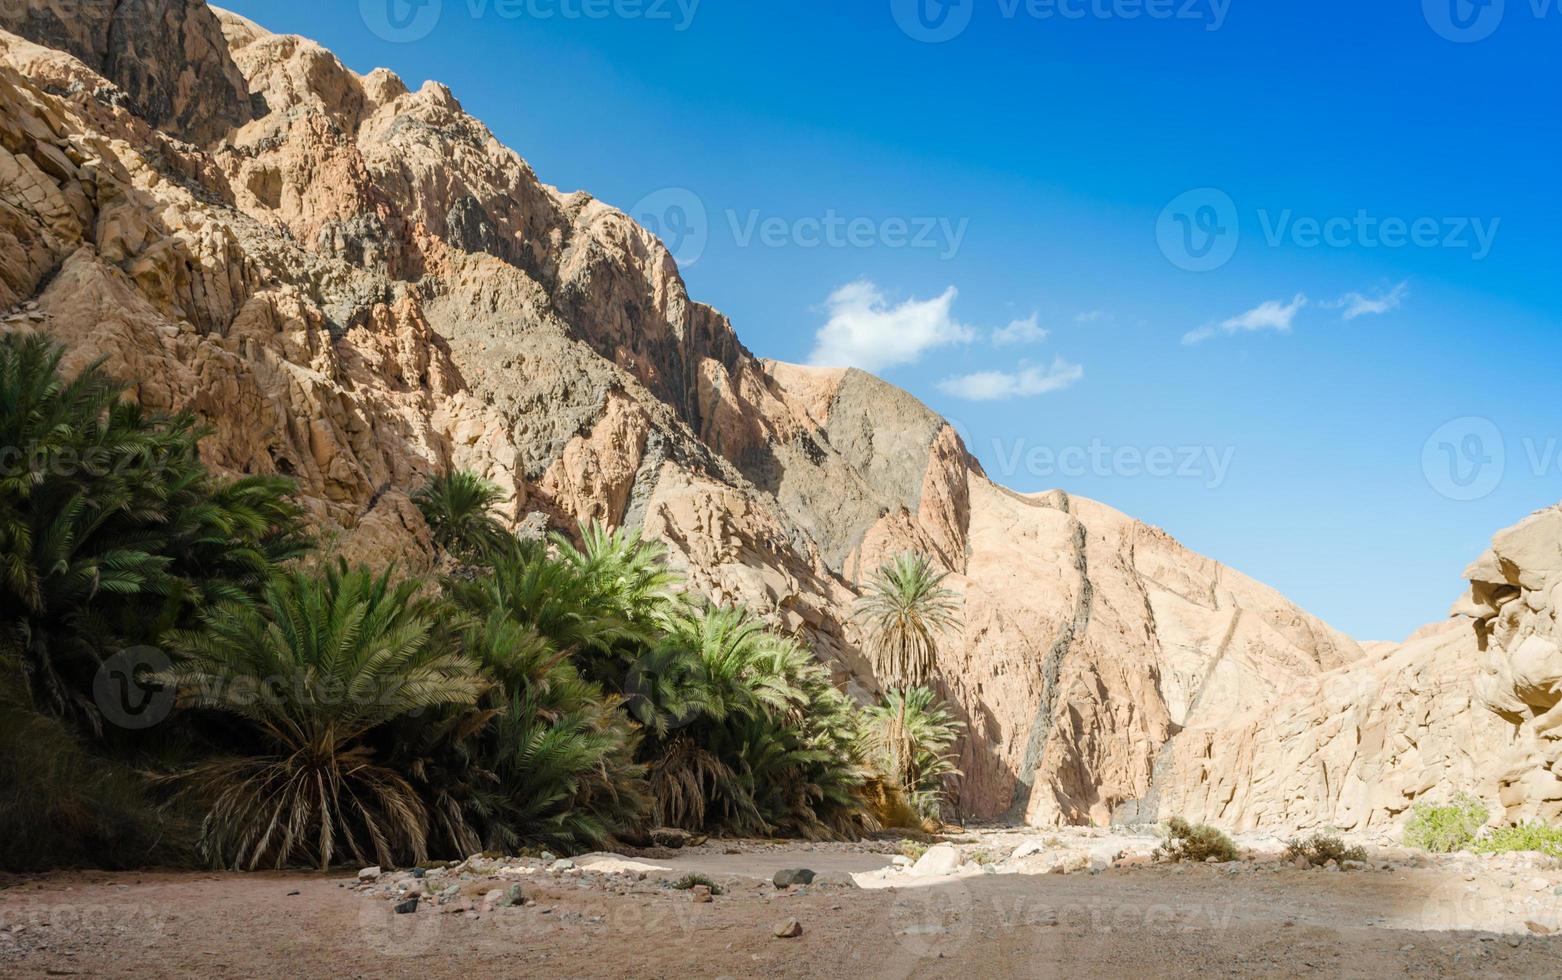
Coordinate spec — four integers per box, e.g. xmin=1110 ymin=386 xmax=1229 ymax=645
xmin=0 ymin=332 xmax=966 ymax=872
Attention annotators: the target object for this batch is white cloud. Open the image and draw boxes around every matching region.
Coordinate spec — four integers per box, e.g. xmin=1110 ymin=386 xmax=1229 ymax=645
xmin=1333 ymin=281 xmax=1409 ymax=320
xmin=1183 ymin=293 xmax=1308 ymax=345
xmin=992 ymin=312 xmax=1049 ymax=346
xmin=937 ymin=359 xmax=1084 ymax=401
xmin=1074 ymin=310 xmax=1111 ymax=324
xmin=807 ymin=280 xmax=975 ymax=372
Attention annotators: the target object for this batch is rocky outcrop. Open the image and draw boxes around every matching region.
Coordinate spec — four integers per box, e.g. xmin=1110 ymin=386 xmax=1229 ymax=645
xmin=1461 ymin=506 xmax=1562 ymax=822
xmin=3 ymin=2 xmax=1552 ymax=832
xmin=0 ymin=0 xmax=254 ymax=145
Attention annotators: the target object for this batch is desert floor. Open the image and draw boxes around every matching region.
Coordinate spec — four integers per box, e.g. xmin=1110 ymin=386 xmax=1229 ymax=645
xmin=4 ymin=828 xmax=1560 ymax=979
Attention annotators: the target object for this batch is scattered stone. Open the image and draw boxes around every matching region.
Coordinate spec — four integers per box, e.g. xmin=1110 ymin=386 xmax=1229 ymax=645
xmin=691 ymin=885 xmax=713 ymax=903
xmin=551 ymin=859 xmax=575 ymax=873
xmin=358 ymin=866 xmax=381 ymax=882
xmin=773 ymin=919 xmax=803 ymax=939
xmin=1011 ymin=839 xmax=1050 ymax=861
xmin=911 ymin=845 xmax=963 ymax=877
xmin=411 ymin=867 xmax=426 ymax=879
xmin=649 ymin=828 xmax=692 ymax=849
xmin=393 ymin=898 xmax=419 ymax=915
xmin=773 ymin=869 xmax=816 ymax=888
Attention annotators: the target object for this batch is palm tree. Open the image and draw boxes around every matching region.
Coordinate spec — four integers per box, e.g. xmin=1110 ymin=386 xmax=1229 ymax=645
xmin=860 ymin=687 xmax=963 ymax=820
xmin=0 ymin=334 xmax=308 ymax=725
xmin=157 ymin=562 xmax=487 ymax=870
xmin=413 ymin=470 xmax=509 ymax=559
xmin=854 ymin=552 xmax=963 ymax=688
xmin=853 ymin=552 xmax=962 ymax=810
xmin=416 ymin=608 xmax=648 ymax=854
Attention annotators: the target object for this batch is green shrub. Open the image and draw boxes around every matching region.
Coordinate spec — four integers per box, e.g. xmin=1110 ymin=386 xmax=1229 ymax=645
xmin=900 ymin=839 xmax=929 ymax=861
xmin=671 ymin=873 xmax=723 ymax=895
xmin=0 ymin=332 xmax=307 ymax=727
xmin=158 ymin=563 xmax=487 ymax=870
xmin=0 ymin=680 xmax=191 ymax=871
xmin=1284 ymin=833 xmax=1367 ymax=867
xmin=1155 ymin=817 xmax=1239 ymax=863
xmin=1473 ymin=823 xmax=1562 ymax=858
xmin=1403 ymin=793 xmax=1488 ymax=853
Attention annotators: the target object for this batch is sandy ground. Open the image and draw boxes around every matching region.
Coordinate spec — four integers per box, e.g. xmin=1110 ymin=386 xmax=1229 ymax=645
xmin=3 ymin=833 xmax=1561 ymax=979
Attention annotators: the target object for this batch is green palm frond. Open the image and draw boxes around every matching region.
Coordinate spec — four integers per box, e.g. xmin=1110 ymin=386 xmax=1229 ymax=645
xmin=853 ymin=552 xmax=963 ymax=689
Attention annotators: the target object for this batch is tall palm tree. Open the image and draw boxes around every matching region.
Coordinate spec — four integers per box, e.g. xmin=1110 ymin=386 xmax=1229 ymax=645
xmin=853 ymin=552 xmax=962 ymax=808
xmin=157 ymin=562 xmax=487 ymax=870
xmin=854 ymin=552 xmax=962 ymax=689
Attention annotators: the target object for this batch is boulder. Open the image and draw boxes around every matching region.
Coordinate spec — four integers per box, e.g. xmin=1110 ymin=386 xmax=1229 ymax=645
xmin=910 ymin=845 xmax=963 ymax=876
xmin=772 ymin=868 xmax=816 ymax=888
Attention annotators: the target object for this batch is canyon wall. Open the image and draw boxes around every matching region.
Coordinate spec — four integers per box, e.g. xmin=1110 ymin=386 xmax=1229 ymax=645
xmin=1 ymin=2 xmax=1552 ymax=830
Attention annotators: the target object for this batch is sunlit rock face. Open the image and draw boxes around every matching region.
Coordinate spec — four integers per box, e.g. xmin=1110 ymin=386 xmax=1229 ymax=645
xmin=1460 ymin=506 xmax=1562 ymax=822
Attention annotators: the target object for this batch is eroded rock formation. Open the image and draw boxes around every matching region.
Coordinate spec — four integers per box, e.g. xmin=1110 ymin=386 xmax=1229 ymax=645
xmin=1 ymin=1 xmax=1554 ymax=831
xmin=1462 ymin=506 xmax=1562 ymax=822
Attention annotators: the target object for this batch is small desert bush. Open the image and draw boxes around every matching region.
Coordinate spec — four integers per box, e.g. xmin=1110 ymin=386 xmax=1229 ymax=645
xmin=1403 ymin=793 xmax=1488 ymax=853
xmin=671 ymin=873 xmax=723 ymax=895
xmin=1284 ymin=833 xmax=1367 ymax=867
xmin=1473 ymin=823 xmax=1562 ymax=858
xmin=900 ymin=839 xmax=929 ymax=861
xmin=1154 ymin=817 xmax=1239 ymax=863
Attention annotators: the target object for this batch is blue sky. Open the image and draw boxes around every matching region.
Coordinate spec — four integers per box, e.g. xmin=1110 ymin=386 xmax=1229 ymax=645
xmin=223 ymin=0 xmax=1562 ymax=640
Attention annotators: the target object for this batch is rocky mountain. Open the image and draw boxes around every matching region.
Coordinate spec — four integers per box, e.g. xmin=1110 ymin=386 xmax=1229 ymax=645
xmin=1 ymin=1 xmax=1555 ymax=830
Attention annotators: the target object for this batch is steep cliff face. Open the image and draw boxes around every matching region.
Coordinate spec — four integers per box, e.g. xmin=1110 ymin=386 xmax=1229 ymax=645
xmin=0 ymin=3 xmax=1544 ymax=830
xmin=0 ymin=0 xmax=254 ymax=144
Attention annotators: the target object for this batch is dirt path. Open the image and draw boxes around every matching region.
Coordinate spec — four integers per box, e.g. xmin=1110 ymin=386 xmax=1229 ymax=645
xmin=3 ymin=847 xmax=1559 ymax=978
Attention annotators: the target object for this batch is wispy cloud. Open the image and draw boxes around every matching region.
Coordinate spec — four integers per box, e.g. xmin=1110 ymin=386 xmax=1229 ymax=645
xmin=937 ymin=359 xmax=1084 ymax=401
xmin=1074 ymin=310 xmax=1111 ymax=324
xmin=1332 ymin=281 xmax=1409 ymax=320
xmin=992 ymin=312 xmax=1049 ymax=346
xmin=1184 ymin=293 xmax=1308 ymax=345
xmin=808 ymin=280 xmax=975 ymax=372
